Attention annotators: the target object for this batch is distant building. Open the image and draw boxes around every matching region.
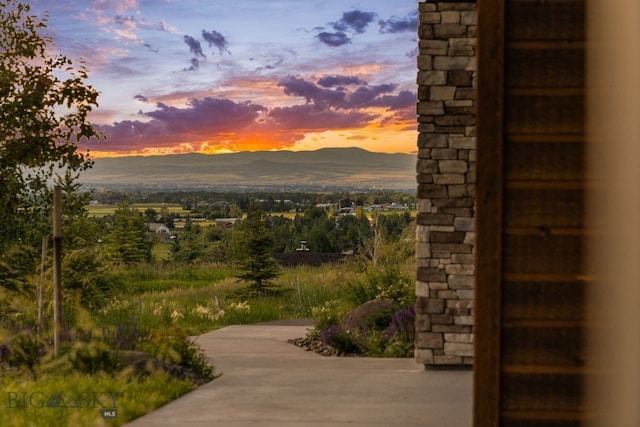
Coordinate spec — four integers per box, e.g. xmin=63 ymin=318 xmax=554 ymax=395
xmin=147 ymin=223 xmax=170 ymax=234
xmin=215 ymin=218 xmax=237 ymax=229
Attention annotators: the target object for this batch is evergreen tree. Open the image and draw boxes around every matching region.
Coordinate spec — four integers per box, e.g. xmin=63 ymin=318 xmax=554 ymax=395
xmin=57 ymin=170 xmax=98 ymax=249
xmin=171 ymin=217 xmax=207 ymax=263
xmin=233 ymin=204 xmax=281 ymax=291
xmin=55 ymin=171 xmax=116 ymax=309
xmin=107 ymin=198 xmax=152 ymax=264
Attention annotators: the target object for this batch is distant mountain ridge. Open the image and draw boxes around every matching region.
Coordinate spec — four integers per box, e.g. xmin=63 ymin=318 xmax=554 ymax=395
xmin=80 ymin=147 xmax=417 ymax=190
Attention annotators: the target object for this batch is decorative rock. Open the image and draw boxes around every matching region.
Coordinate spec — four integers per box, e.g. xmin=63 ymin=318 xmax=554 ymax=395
xmin=340 ymin=299 xmax=395 ymax=333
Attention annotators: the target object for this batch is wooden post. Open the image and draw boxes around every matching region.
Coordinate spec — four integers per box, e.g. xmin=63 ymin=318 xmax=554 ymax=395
xmin=37 ymin=235 xmax=48 ymax=335
xmin=475 ymin=0 xmax=504 ymax=425
xmin=295 ymin=276 xmax=302 ymax=311
xmin=53 ymin=186 xmax=62 ymax=356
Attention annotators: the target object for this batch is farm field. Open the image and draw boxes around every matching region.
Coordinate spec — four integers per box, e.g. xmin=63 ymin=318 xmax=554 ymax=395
xmin=88 ymin=203 xmax=189 ymax=217
xmin=88 ymin=203 xmax=414 ymax=219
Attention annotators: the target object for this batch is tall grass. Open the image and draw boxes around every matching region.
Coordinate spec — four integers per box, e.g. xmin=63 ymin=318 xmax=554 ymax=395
xmin=0 ymin=372 xmax=192 ymax=427
xmin=96 ymin=262 xmax=356 ymax=336
xmin=106 ymin=263 xmax=238 ymax=294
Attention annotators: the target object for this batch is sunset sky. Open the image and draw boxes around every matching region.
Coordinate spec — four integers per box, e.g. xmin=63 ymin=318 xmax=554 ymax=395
xmin=32 ymin=0 xmax=419 ymax=157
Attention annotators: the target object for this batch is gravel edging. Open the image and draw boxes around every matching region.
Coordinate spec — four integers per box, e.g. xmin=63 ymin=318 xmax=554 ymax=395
xmin=287 ymin=336 xmax=364 ymax=357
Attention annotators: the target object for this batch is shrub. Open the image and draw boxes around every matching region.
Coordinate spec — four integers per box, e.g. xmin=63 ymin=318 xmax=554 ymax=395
xmin=340 ymin=267 xmax=414 ymax=306
xmin=0 ymin=371 xmax=193 ymax=427
xmin=310 ymin=299 xmax=349 ymax=335
xmin=364 ymin=306 xmax=396 ymax=331
xmin=62 ymin=247 xmax=122 ymax=311
xmin=384 ymin=304 xmax=415 ymax=343
xmin=101 ymin=312 xmax=149 ymax=351
xmin=137 ymin=327 xmax=216 ymax=381
xmin=65 ymin=340 xmax=120 ymax=374
xmin=315 ymin=303 xmax=415 ymax=358
xmin=318 ymin=324 xmax=363 ymax=355
xmin=381 ymin=304 xmax=415 ymax=357
xmin=365 ymin=267 xmax=414 ymax=305
xmin=1 ymin=332 xmax=46 ymax=371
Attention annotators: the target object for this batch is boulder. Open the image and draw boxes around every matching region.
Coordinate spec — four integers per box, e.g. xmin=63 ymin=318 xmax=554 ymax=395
xmin=340 ymin=299 xmax=396 ymax=333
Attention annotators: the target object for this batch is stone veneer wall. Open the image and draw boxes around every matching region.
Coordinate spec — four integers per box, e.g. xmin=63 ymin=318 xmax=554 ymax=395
xmin=415 ymin=0 xmax=477 ymax=367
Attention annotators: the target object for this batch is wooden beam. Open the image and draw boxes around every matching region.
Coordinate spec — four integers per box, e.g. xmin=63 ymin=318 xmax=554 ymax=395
xmin=474 ymin=0 xmax=505 ymax=425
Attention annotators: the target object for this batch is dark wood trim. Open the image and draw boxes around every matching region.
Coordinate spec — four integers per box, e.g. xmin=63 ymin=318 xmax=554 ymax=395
xmin=474 ymin=0 xmax=505 ymax=425
xmin=425 ymin=0 xmax=476 ymax=3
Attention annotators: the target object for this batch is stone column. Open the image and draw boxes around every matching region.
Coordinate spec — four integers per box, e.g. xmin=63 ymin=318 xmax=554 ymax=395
xmin=415 ymin=0 xmax=476 ymax=367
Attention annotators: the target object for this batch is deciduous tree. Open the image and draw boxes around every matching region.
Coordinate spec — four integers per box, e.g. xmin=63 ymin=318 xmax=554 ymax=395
xmin=0 ymin=0 xmax=103 ymax=271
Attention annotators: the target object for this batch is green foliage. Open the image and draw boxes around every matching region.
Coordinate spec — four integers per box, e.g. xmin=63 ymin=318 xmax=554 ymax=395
xmin=93 ymin=263 xmax=349 ymax=335
xmin=293 ymin=206 xmax=341 ymax=253
xmin=323 ymin=327 xmax=363 ymax=355
xmin=364 ymin=306 xmax=396 ymax=330
xmin=0 ymin=372 xmax=193 ymax=427
xmin=64 ymin=340 xmax=120 ymax=374
xmin=337 ymin=210 xmax=373 ymax=251
xmin=370 ymin=213 xmax=416 ymax=268
xmin=137 ymin=327 xmax=216 ymax=381
xmin=62 ymin=247 xmax=121 ymax=311
xmin=315 ymin=304 xmax=415 ymax=358
xmin=1 ymin=332 xmax=45 ymax=372
xmin=365 ymin=267 xmax=415 ymax=305
xmin=310 ymin=299 xmax=350 ymax=335
xmin=340 ymin=266 xmax=415 ymax=306
xmin=0 ymin=245 xmax=37 ymax=294
xmin=0 ymin=0 xmax=103 ymax=261
xmin=171 ymin=218 xmax=210 ymax=263
xmin=119 ymin=263 xmax=235 ymax=293
xmin=233 ymin=204 xmax=282 ymax=290
xmin=107 ymin=197 xmax=153 ymax=265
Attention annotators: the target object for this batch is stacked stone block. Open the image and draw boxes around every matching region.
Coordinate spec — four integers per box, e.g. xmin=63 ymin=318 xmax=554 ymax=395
xmin=415 ymin=0 xmax=476 ymax=367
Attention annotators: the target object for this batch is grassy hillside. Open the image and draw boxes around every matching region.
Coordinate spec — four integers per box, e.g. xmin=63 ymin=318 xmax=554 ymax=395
xmin=80 ymin=148 xmax=416 ymax=189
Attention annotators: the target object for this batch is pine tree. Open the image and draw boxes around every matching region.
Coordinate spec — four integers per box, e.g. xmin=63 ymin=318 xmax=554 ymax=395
xmin=171 ymin=217 xmax=206 ymax=263
xmin=108 ymin=198 xmax=152 ymax=265
xmin=234 ymin=204 xmax=281 ymax=291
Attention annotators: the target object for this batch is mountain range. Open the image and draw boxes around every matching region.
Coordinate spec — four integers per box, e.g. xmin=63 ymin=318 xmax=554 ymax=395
xmin=80 ymin=148 xmax=417 ymax=191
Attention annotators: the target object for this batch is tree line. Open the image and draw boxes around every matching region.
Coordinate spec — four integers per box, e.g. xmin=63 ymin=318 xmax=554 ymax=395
xmin=90 ymin=189 xmax=417 ymax=214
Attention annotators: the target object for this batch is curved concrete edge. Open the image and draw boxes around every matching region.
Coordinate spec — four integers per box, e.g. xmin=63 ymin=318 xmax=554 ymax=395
xmin=126 ymin=322 xmax=472 ymax=427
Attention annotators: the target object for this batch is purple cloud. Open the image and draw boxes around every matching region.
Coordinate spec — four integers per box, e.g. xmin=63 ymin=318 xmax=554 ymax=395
xmin=114 ymin=15 xmax=135 ymax=26
xmin=344 ymin=84 xmax=396 ymax=108
xmin=317 ymin=10 xmax=376 ymax=47
xmin=144 ymin=43 xmax=159 ymax=53
xmin=317 ymin=31 xmax=350 ymax=47
xmin=317 ymin=75 xmax=366 ymax=88
xmin=379 ymin=11 xmax=419 ymax=33
xmin=96 ymin=97 xmax=267 ymax=152
xmin=202 ymin=29 xmax=230 ymax=55
xmin=144 ymin=98 xmax=264 ymax=132
xmin=333 ymin=10 xmax=377 ymax=34
xmin=366 ymin=90 xmax=416 ymax=110
xmin=183 ymin=35 xmax=205 ymax=58
xmin=278 ymin=76 xmax=346 ymax=107
xmin=279 ymin=76 xmax=323 ymax=102
xmin=184 ymin=58 xmax=200 ymax=71
xmin=278 ymin=76 xmax=401 ymax=110
xmin=268 ymin=104 xmax=373 ymax=131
